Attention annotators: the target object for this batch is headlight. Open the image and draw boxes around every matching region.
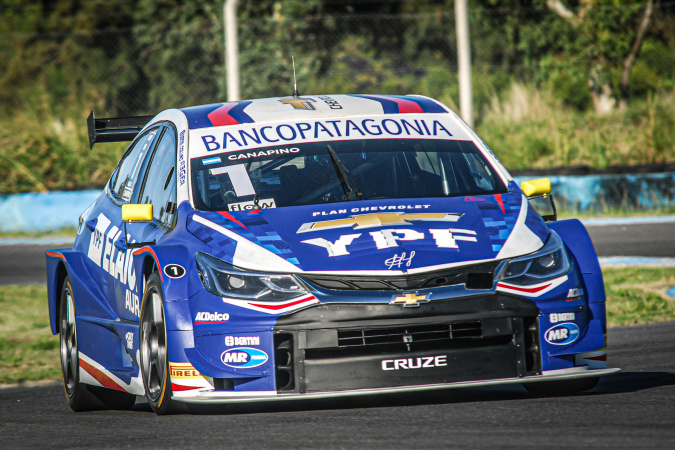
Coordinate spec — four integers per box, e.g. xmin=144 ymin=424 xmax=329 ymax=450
xmin=195 ymin=252 xmax=308 ymax=301
xmin=498 ymin=231 xmax=570 ymax=285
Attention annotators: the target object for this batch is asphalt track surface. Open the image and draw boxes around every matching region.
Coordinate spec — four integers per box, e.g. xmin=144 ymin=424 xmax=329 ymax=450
xmin=0 ymin=322 xmax=673 ymax=448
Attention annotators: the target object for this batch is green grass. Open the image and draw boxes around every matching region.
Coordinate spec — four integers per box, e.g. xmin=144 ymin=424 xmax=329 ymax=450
xmin=0 ymin=228 xmax=78 ymax=239
xmin=603 ymin=267 xmax=675 ymax=326
xmin=0 ymin=266 xmax=673 ymax=385
xmin=478 ymin=84 xmax=675 ymax=171
xmin=0 ymin=285 xmax=60 ymax=385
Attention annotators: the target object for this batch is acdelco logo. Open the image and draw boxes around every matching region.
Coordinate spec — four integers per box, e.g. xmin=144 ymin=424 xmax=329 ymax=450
xmin=194 ymin=312 xmax=230 ymax=324
xmin=544 ymin=323 xmax=580 ymax=345
xmin=221 ymin=347 xmax=268 ymax=368
xmin=381 ymin=355 xmax=447 ymax=370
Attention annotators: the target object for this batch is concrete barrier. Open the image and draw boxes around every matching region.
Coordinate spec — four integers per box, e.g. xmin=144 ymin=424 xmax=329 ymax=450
xmin=0 ymin=190 xmax=99 ymax=233
xmin=514 ymin=172 xmax=675 ymax=213
xmin=1 ymin=171 xmax=674 ymax=233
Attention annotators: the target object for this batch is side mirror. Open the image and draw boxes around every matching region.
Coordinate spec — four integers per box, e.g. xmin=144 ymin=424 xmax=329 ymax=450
xmin=520 ymin=178 xmax=551 ymax=197
xmin=120 ymin=204 xmax=155 ymax=249
xmin=520 ymin=178 xmax=557 ymax=222
xmin=122 ymin=204 xmax=153 ymax=222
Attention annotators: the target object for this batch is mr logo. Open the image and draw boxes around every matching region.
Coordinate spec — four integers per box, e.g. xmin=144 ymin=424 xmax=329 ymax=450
xmin=544 ymin=323 xmax=580 ymax=345
xmin=221 ymin=347 xmax=268 ymax=369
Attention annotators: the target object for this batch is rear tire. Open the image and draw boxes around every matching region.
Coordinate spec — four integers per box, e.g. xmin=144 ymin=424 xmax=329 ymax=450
xmin=140 ymin=272 xmax=182 ymax=414
xmin=524 ymin=376 xmax=599 ymax=396
xmin=59 ymin=276 xmax=136 ymax=411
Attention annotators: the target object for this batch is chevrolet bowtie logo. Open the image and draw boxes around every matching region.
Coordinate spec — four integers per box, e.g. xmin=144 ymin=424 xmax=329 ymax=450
xmin=297 ymin=212 xmax=462 ymax=233
xmin=390 ymin=292 xmax=431 ymax=307
xmin=280 ymin=97 xmax=316 ymax=110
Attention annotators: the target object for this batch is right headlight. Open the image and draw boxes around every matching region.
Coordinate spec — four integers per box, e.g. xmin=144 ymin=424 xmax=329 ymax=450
xmin=195 ymin=252 xmax=308 ymax=301
xmin=498 ymin=231 xmax=570 ymax=286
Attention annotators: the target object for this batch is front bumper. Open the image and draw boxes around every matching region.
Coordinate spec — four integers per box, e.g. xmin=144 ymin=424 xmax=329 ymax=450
xmin=177 ymin=288 xmax=614 ymax=402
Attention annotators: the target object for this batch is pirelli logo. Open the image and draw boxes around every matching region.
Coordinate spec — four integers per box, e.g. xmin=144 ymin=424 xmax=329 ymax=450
xmin=169 ymin=362 xmax=203 ymax=379
xmin=297 ymin=212 xmax=462 ymax=233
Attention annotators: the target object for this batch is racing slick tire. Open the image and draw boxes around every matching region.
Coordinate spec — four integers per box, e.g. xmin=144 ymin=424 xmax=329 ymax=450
xmin=59 ymin=277 xmax=136 ymax=411
xmin=139 ymin=272 xmax=184 ymax=415
xmin=523 ymin=377 xmax=599 ymax=396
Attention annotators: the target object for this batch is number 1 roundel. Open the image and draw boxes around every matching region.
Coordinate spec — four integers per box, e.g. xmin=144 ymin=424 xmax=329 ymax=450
xmin=164 ymin=264 xmax=186 ymax=279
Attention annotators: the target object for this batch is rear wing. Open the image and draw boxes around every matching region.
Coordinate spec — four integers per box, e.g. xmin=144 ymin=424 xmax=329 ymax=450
xmin=87 ymin=109 xmax=154 ymax=149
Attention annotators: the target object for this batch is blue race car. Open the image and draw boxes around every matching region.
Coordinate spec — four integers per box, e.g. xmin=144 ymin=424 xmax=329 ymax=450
xmin=46 ymin=94 xmax=619 ymax=414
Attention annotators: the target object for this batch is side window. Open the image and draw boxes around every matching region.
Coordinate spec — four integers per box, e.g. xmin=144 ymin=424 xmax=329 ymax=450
xmin=139 ymin=127 xmax=177 ymax=227
xmin=110 ymin=128 xmax=160 ymax=203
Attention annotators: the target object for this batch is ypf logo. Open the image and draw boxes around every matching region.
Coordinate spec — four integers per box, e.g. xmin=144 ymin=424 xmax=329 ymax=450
xmin=544 ymin=323 xmax=580 ymax=345
xmin=220 ymin=347 xmax=268 ymax=368
xmin=280 ymin=97 xmax=316 ymax=110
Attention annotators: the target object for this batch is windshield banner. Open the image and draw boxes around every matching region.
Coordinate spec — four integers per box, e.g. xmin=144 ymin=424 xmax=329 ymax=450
xmin=189 ymin=115 xmax=473 ymax=158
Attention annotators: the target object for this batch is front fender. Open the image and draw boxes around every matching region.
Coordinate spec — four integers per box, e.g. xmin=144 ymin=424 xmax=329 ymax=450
xmin=132 ymin=244 xmax=204 ymax=331
xmin=549 ymin=219 xmax=605 ymax=303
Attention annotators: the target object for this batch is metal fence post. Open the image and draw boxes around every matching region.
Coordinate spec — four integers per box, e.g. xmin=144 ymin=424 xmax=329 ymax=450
xmin=455 ymin=0 xmax=473 ymax=127
xmin=224 ymin=0 xmax=240 ymax=101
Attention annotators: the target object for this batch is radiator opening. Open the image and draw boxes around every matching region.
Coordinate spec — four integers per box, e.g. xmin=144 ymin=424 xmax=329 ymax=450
xmin=274 ymin=333 xmax=295 ymax=392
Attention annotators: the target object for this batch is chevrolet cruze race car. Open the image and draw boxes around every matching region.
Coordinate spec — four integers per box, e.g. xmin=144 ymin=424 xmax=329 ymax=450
xmin=46 ymin=94 xmax=618 ymax=414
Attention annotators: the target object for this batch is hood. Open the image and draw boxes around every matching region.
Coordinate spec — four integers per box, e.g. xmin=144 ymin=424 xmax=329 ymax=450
xmin=187 ymin=192 xmax=550 ymax=275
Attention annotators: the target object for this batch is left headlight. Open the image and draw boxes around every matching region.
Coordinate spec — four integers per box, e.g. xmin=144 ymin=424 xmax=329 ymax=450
xmin=195 ymin=252 xmax=308 ymax=301
xmin=498 ymin=231 xmax=570 ymax=286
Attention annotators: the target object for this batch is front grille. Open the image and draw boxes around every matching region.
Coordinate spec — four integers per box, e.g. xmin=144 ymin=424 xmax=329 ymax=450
xmin=307 ymin=320 xmax=510 ymax=361
xmin=338 ymin=321 xmax=482 ymax=347
xmin=300 ymin=262 xmax=499 ymax=291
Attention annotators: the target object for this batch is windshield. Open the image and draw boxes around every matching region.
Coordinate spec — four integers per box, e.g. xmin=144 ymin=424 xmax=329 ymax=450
xmin=190 ymin=139 xmax=507 ymax=211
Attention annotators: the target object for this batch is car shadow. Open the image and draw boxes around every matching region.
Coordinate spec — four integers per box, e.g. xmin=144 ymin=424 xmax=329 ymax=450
xmin=130 ymin=371 xmax=675 ymax=415
xmin=592 ymin=371 xmax=675 ymax=394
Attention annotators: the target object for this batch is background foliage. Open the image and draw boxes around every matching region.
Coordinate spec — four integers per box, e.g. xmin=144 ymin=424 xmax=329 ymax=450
xmin=0 ymin=0 xmax=674 ymax=192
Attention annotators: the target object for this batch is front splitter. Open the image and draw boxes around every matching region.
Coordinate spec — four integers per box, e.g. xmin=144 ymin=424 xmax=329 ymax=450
xmin=172 ymin=366 xmax=620 ymax=404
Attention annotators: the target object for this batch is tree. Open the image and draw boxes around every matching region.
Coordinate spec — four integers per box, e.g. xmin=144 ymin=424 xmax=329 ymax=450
xmin=619 ymin=0 xmax=655 ymax=109
xmin=545 ymin=0 xmax=657 ymax=114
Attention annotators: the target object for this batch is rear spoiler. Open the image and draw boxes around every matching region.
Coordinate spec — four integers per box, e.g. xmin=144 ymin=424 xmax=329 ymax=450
xmin=87 ymin=109 xmax=154 ymax=149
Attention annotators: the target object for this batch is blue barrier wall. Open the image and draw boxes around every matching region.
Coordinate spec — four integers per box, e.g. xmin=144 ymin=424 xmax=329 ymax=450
xmin=1 ymin=171 xmax=674 ymax=233
xmin=514 ymin=172 xmax=675 ymax=213
xmin=0 ymin=190 xmax=99 ymax=233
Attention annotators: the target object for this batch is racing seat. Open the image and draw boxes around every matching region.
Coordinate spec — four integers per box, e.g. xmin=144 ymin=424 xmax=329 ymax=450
xmin=277 ymin=165 xmax=305 ymax=206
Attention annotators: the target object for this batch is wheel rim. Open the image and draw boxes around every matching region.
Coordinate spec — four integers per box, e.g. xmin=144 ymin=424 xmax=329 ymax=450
xmin=141 ymin=288 xmax=167 ymax=402
xmin=60 ymin=287 xmax=78 ymax=397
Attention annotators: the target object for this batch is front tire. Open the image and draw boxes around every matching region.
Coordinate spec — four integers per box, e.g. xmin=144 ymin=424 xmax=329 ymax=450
xmin=59 ymin=276 xmax=135 ymax=411
xmin=140 ymin=272 xmax=181 ymax=414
